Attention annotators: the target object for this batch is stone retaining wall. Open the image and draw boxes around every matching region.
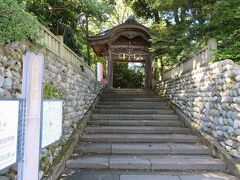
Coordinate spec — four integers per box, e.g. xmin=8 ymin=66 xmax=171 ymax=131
xmin=0 ymin=42 xmax=102 ymax=179
xmin=0 ymin=42 xmax=26 ymax=98
xmin=40 ymin=50 xmax=101 ymax=178
xmin=157 ymin=59 xmax=240 ymax=159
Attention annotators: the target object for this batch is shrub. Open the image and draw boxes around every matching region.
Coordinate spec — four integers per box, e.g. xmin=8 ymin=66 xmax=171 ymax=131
xmin=0 ymin=0 xmax=40 ymax=43
xmin=43 ymin=82 xmax=64 ymax=99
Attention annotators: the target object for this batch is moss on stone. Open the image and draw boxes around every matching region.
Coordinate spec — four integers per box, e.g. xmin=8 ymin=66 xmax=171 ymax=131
xmin=43 ymin=115 xmax=89 ymax=175
xmin=41 ymin=156 xmax=50 ymax=172
xmin=224 ymin=82 xmax=233 ymax=89
xmin=45 ymin=138 xmax=75 ymax=175
xmin=49 ymin=144 xmax=57 ymax=154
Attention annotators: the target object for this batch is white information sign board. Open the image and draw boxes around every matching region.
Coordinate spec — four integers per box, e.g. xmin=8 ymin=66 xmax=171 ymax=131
xmin=0 ymin=100 xmax=19 ymax=170
xmin=97 ymin=62 xmax=103 ymax=82
xmin=41 ymin=100 xmax=63 ymax=148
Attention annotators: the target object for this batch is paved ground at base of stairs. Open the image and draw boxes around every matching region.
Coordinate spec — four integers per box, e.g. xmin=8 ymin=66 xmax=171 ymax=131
xmin=60 ymin=170 xmax=238 ymax=180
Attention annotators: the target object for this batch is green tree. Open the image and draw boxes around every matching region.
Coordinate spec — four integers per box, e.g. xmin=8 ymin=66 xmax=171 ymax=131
xmin=0 ymin=0 xmax=39 ymax=43
xmin=113 ymin=63 xmax=144 ymax=88
xmin=206 ymin=0 xmax=240 ymax=63
xmin=127 ymin=0 xmax=240 ymax=69
xmin=22 ymin=0 xmax=113 ymax=65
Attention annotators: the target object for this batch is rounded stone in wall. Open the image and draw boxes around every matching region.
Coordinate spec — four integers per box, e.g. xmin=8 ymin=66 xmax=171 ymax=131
xmin=0 ymin=67 xmax=4 ymax=76
xmin=223 ymin=132 xmax=229 ymax=138
xmin=234 ymin=120 xmax=240 ymax=129
xmin=236 ymin=75 xmax=240 ymax=82
xmin=4 ymin=68 xmax=13 ymax=78
xmin=3 ymin=89 xmax=11 ymax=97
xmin=57 ymin=74 xmax=61 ymax=83
xmin=218 ymin=117 xmax=224 ymax=125
xmin=0 ymin=88 xmax=4 ymax=97
xmin=10 ymin=61 xmax=22 ymax=72
xmin=0 ymin=76 xmax=4 ymax=87
xmin=235 ymin=129 xmax=240 ymax=135
xmin=230 ymin=149 xmax=240 ymax=158
xmin=1 ymin=56 xmax=8 ymax=65
xmin=216 ymin=130 xmax=223 ymax=137
xmin=227 ymin=127 xmax=234 ymax=134
xmin=3 ymin=78 xmax=13 ymax=89
xmin=233 ymin=97 xmax=240 ymax=103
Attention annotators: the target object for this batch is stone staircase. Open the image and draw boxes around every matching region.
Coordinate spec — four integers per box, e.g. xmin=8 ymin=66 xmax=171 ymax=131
xmin=64 ymin=89 xmax=237 ymax=179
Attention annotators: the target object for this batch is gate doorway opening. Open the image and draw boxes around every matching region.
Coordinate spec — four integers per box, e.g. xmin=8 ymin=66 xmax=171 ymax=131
xmin=113 ymin=63 xmax=144 ymax=89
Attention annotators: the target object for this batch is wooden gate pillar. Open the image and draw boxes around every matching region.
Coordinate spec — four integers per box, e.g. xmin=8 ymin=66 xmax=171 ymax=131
xmin=107 ymin=48 xmax=113 ymax=88
xmin=145 ymin=57 xmax=152 ymax=89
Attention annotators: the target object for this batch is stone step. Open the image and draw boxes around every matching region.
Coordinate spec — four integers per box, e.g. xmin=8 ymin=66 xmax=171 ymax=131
xmin=101 ymin=94 xmax=159 ymax=97
xmin=63 ymin=89 xmax=232 ymax=178
xmin=103 ymin=89 xmax=154 ymax=93
xmin=66 ymin=155 xmax=226 ymax=171
xmin=119 ymin=173 xmax=238 ymax=180
xmin=100 ymin=98 xmax=164 ymax=102
xmin=92 ymin=114 xmax=178 ymax=120
xmin=95 ymin=105 xmax=170 ymax=110
xmin=103 ymin=90 xmax=155 ymax=93
xmin=101 ymin=95 xmax=159 ymax=98
xmin=81 ymin=134 xmax=199 ymax=143
xmin=75 ymin=143 xmax=211 ymax=155
xmin=102 ymin=93 xmax=157 ymax=96
xmin=98 ymin=101 xmax=167 ymax=106
xmin=99 ymin=101 xmax=167 ymax=105
xmin=100 ymin=95 xmax=160 ymax=98
xmin=93 ymin=109 xmax=174 ymax=115
xmin=85 ymin=126 xmax=191 ymax=134
xmin=89 ymin=120 xmax=182 ymax=126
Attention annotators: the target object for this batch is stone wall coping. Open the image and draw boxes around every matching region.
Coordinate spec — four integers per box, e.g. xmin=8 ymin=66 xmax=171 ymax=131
xmin=45 ymin=49 xmax=89 ymax=77
xmin=163 ymin=38 xmax=217 ymax=80
xmin=39 ymin=24 xmax=95 ymax=77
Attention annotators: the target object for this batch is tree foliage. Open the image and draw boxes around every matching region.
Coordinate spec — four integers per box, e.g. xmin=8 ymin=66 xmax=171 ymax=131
xmin=101 ymin=0 xmax=134 ymax=29
xmin=126 ymin=0 xmax=240 ymax=68
xmin=0 ymin=0 xmax=40 ymax=43
xmin=113 ymin=64 xmax=144 ymax=88
xmin=208 ymin=0 xmax=240 ymax=63
xmin=22 ymin=0 xmax=113 ymax=62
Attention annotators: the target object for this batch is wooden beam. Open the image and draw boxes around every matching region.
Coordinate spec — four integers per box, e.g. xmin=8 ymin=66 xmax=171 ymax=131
xmin=107 ymin=48 xmax=113 ymax=88
xmin=114 ymin=60 xmax=145 ymax=63
xmin=111 ymin=45 xmax=147 ymax=50
xmin=144 ymin=56 xmax=152 ymax=89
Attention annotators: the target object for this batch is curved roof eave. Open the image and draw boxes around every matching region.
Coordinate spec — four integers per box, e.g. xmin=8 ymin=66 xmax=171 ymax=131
xmin=88 ymin=23 xmax=152 ymax=43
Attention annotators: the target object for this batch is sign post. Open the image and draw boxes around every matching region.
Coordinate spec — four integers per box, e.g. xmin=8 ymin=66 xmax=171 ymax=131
xmin=18 ymin=52 xmax=44 ymax=180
